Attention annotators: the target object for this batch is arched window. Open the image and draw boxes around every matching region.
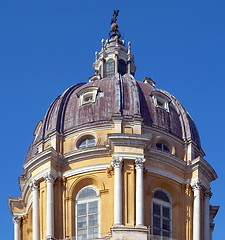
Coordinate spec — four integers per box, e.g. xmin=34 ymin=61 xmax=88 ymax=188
xmin=77 ymin=136 xmax=96 ymax=150
xmin=118 ymin=59 xmax=127 ymax=76
xmin=76 ymin=186 xmax=100 ymax=240
xmin=152 ymin=189 xmax=172 ymax=238
xmin=106 ymin=59 xmax=115 ymax=77
xmin=156 ymin=143 xmax=171 ymax=153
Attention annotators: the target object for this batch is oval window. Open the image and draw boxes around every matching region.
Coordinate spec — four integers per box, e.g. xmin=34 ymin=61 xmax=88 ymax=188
xmin=77 ymin=136 xmax=96 ymax=149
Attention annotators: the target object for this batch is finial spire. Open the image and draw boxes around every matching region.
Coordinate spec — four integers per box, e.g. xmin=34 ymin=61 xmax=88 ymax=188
xmin=109 ymin=10 xmax=121 ymax=39
xmin=111 ymin=10 xmax=119 ymax=24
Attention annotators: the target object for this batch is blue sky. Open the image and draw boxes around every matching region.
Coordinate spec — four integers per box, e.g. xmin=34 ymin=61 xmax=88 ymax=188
xmin=1 ymin=0 xmax=224 ymax=238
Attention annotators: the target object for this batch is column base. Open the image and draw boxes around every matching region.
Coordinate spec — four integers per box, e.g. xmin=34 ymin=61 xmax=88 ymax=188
xmin=111 ymin=226 xmax=148 ymax=240
xmin=135 ymin=224 xmax=147 ymax=229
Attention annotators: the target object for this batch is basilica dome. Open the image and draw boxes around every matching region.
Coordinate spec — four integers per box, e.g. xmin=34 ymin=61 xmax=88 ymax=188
xmin=24 ymin=71 xmax=201 ymax=170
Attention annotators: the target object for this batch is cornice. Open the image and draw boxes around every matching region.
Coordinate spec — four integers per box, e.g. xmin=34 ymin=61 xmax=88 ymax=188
xmin=64 ymin=121 xmax=113 ymax=139
xmin=187 ymin=156 xmax=218 ymax=182
xmin=108 ymin=133 xmax=151 ymax=150
xmin=63 ymin=145 xmax=110 ymax=165
xmin=143 ymin=125 xmax=184 ymax=145
xmin=147 ymin=149 xmax=186 ymax=172
xmin=23 ymin=147 xmax=61 ymax=172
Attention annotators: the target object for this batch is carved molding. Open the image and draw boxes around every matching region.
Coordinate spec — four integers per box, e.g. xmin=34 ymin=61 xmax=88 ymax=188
xmin=204 ymin=190 xmax=213 ymax=199
xmin=192 ymin=180 xmax=203 ymax=191
xmin=13 ymin=216 xmax=22 ymax=224
xmin=135 ymin=158 xmax=146 ymax=169
xmin=111 ymin=157 xmax=123 ymax=168
xmin=29 ymin=179 xmax=39 ymax=191
xmin=44 ymin=172 xmax=56 ymax=184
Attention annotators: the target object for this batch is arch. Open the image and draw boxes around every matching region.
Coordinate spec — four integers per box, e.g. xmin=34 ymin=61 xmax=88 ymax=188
xmin=68 ymin=175 xmax=105 ymax=201
xmin=67 ymin=175 xmax=105 ymax=238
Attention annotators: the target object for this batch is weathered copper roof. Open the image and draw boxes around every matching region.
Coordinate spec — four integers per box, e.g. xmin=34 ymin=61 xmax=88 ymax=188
xmin=23 ymin=73 xmax=201 ymax=170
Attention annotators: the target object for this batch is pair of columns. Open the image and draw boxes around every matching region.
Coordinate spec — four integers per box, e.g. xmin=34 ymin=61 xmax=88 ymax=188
xmin=112 ymin=157 xmax=145 ymax=227
xmin=29 ymin=173 xmax=56 ymax=240
xmin=192 ymin=181 xmax=212 ymax=240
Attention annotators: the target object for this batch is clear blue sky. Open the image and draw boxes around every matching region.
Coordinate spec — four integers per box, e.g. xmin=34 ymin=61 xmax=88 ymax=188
xmin=1 ymin=1 xmax=224 ymax=238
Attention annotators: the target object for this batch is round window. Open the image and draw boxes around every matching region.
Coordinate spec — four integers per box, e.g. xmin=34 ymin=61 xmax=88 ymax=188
xmin=77 ymin=136 xmax=96 ymax=149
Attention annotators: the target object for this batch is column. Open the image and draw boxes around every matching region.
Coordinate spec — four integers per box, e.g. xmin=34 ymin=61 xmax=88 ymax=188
xmin=135 ymin=158 xmax=145 ymax=227
xmin=45 ymin=173 xmax=56 ymax=239
xmin=13 ymin=216 xmax=21 ymax=240
xmin=192 ymin=181 xmax=202 ymax=240
xmin=30 ymin=180 xmax=40 ymax=240
xmin=204 ymin=191 xmax=212 ymax=240
xmin=112 ymin=157 xmax=123 ymax=226
xmin=210 ymin=222 xmax=215 ymax=240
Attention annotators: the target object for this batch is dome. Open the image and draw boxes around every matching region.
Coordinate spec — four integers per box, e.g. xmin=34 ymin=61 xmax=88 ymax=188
xmin=23 ymin=73 xmax=201 ymax=169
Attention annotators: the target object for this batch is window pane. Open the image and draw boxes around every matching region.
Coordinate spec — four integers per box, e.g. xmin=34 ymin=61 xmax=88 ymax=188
xmin=106 ymin=59 xmax=115 ymax=77
xmin=78 ymin=188 xmax=97 ymax=199
xmin=163 ymin=207 xmax=170 ymax=219
xmin=87 ymin=138 xmax=95 ymax=147
xmin=77 ymin=203 xmax=87 ymax=216
xmin=162 ymin=231 xmax=170 ymax=237
xmin=77 ymin=229 xmax=87 ymax=240
xmin=154 ymin=190 xmax=170 ymax=203
xmin=153 ymin=216 xmax=161 ymax=228
xmin=156 ymin=143 xmax=162 ymax=150
xmin=153 ymin=228 xmax=161 ymax=236
xmin=118 ymin=59 xmax=127 ymax=76
xmin=88 ymin=227 xmax=98 ymax=238
xmin=163 ymin=144 xmax=170 ymax=153
xmin=153 ymin=203 xmax=160 ymax=216
xmin=77 ymin=137 xmax=96 ymax=150
xmin=88 ymin=214 xmax=98 ymax=226
xmin=77 ymin=216 xmax=87 ymax=228
xmin=78 ymin=140 xmax=87 ymax=149
xmin=163 ymin=219 xmax=170 ymax=231
xmin=88 ymin=201 xmax=98 ymax=214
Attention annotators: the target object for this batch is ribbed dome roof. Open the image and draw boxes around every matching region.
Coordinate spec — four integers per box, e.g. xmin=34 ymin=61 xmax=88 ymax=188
xmin=23 ymin=73 xmax=201 ymax=170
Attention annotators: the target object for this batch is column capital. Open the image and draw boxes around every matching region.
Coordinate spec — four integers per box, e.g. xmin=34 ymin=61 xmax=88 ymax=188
xmin=192 ymin=180 xmax=203 ymax=191
xmin=44 ymin=172 xmax=56 ymax=184
xmin=111 ymin=157 xmax=123 ymax=168
xmin=204 ymin=190 xmax=213 ymax=199
xmin=29 ymin=179 xmax=39 ymax=191
xmin=13 ymin=216 xmax=22 ymax=224
xmin=135 ymin=158 xmax=146 ymax=169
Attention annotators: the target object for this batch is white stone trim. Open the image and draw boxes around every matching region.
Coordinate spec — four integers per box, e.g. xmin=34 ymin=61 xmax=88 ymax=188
xmin=63 ymin=163 xmax=110 ymax=178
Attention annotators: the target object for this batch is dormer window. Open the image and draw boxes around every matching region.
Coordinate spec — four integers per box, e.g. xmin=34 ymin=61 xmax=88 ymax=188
xmin=151 ymin=90 xmax=171 ymax=112
xmin=76 ymin=86 xmax=99 ymax=106
xmin=106 ymin=59 xmax=115 ymax=77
